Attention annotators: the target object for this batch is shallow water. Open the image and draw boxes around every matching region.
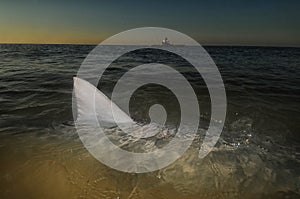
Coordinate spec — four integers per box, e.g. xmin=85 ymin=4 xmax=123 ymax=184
xmin=0 ymin=44 xmax=299 ymax=198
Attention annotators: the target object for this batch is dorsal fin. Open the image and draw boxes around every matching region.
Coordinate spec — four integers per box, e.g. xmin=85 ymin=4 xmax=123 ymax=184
xmin=73 ymin=77 xmax=133 ymax=127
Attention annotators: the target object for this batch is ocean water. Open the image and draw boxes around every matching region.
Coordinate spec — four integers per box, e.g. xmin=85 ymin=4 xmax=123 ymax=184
xmin=0 ymin=44 xmax=299 ymax=198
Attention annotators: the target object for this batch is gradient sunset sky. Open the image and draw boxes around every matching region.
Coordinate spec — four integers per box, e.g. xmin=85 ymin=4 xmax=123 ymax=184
xmin=0 ymin=0 xmax=299 ymax=46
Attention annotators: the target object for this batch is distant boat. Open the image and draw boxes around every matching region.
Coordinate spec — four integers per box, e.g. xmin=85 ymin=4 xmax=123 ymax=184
xmin=151 ymin=37 xmax=185 ymax=47
xmin=162 ymin=37 xmax=172 ymax=46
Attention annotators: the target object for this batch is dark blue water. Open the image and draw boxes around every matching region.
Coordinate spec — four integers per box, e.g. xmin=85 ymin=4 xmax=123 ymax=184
xmin=0 ymin=44 xmax=299 ymax=198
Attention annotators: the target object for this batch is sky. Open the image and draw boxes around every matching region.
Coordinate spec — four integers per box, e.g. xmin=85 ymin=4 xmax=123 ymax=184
xmin=0 ymin=0 xmax=299 ymax=46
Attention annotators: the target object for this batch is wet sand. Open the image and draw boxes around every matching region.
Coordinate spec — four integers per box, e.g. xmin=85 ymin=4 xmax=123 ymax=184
xmin=1 ymin=131 xmax=298 ymax=199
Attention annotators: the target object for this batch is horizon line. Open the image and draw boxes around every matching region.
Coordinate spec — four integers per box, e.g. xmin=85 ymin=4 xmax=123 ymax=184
xmin=0 ymin=42 xmax=299 ymax=48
